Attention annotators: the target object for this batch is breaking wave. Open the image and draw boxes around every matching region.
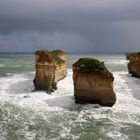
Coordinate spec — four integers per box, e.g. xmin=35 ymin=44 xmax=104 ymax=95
xmin=0 ymin=69 xmax=140 ymax=140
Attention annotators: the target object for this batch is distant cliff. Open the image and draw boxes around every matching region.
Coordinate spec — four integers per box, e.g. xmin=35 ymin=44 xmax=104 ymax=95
xmin=126 ymin=52 xmax=140 ymax=78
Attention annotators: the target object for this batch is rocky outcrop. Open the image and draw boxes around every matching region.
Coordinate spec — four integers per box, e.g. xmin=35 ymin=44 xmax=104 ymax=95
xmin=126 ymin=52 xmax=140 ymax=78
xmin=72 ymin=58 xmax=116 ymax=107
xmin=34 ymin=50 xmax=67 ymax=93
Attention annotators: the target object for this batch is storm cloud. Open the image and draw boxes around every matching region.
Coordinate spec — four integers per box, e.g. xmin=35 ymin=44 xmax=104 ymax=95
xmin=0 ymin=0 xmax=140 ymax=52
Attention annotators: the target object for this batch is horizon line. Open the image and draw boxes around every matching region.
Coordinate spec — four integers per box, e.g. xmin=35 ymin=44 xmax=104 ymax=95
xmin=0 ymin=51 xmax=131 ymax=54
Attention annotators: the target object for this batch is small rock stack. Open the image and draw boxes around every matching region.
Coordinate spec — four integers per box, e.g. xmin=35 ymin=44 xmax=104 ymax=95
xmin=34 ymin=50 xmax=67 ymax=93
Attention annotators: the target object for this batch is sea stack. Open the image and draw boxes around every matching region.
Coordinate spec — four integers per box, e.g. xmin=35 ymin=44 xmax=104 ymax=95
xmin=34 ymin=50 xmax=67 ymax=93
xmin=72 ymin=58 xmax=116 ymax=107
xmin=126 ymin=52 xmax=140 ymax=78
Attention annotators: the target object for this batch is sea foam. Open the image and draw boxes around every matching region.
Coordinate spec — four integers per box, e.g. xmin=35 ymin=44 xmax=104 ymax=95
xmin=0 ymin=69 xmax=140 ymax=140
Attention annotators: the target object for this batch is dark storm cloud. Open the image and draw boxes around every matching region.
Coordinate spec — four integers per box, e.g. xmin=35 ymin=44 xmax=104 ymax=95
xmin=0 ymin=0 xmax=140 ymax=52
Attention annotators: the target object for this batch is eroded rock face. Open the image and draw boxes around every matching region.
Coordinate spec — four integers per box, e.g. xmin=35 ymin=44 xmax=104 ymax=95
xmin=73 ymin=58 xmax=116 ymax=107
xmin=34 ymin=50 xmax=67 ymax=93
xmin=126 ymin=52 xmax=140 ymax=78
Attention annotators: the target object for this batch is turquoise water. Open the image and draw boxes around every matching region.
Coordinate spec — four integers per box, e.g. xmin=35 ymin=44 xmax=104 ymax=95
xmin=0 ymin=53 xmax=140 ymax=140
xmin=0 ymin=53 xmax=127 ymax=76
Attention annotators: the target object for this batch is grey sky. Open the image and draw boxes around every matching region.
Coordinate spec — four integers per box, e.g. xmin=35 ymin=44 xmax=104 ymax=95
xmin=0 ymin=0 xmax=140 ymax=52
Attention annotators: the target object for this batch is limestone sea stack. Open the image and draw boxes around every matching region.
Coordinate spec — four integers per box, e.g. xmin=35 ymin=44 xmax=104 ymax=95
xmin=126 ymin=52 xmax=140 ymax=78
xmin=34 ymin=50 xmax=67 ymax=93
xmin=73 ymin=58 xmax=116 ymax=107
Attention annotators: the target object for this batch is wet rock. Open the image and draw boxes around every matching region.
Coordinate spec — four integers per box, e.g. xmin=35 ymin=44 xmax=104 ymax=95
xmin=34 ymin=50 xmax=67 ymax=93
xmin=23 ymin=95 xmax=30 ymax=98
xmin=72 ymin=58 xmax=116 ymax=107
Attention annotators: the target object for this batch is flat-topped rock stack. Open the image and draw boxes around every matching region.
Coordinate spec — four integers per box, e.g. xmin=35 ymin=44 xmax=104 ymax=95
xmin=72 ymin=58 xmax=116 ymax=107
xmin=126 ymin=52 xmax=140 ymax=78
xmin=34 ymin=50 xmax=67 ymax=93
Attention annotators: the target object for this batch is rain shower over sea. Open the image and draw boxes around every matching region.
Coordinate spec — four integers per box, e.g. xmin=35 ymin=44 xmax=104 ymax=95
xmin=0 ymin=53 xmax=140 ymax=140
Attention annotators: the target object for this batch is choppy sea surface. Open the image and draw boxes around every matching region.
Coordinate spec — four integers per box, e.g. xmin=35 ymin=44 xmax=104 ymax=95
xmin=0 ymin=53 xmax=140 ymax=140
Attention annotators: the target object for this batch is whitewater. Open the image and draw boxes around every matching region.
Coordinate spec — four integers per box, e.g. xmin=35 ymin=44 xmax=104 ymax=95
xmin=0 ymin=53 xmax=140 ymax=140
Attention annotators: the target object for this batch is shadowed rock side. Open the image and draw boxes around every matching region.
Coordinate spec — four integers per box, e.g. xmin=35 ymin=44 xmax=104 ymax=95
xmin=126 ymin=52 xmax=140 ymax=78
xmin=72 ymin=58 xmax=116 ymax=107
xmin=126 ymin=53 xmax=131 ymax=60
xmin=34 ymin=50 xmax=67 ymax=93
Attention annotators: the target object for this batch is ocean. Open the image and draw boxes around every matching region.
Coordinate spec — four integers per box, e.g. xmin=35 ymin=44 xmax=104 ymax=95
xmin=0 ymin=53 xmax=140 ymax=140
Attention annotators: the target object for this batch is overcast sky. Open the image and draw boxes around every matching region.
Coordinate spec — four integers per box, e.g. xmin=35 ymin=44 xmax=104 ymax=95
xmin=0 ymin=0 xmax=140 ymax=52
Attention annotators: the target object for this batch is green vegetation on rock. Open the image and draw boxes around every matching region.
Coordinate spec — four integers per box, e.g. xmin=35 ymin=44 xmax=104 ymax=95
xmin=51 ymin=50 xmax=65 ymax=65
xmin=73 ymin=57 xmax=113 ymax=78
xmin=35 ymin=50 xmax=65 ymax=65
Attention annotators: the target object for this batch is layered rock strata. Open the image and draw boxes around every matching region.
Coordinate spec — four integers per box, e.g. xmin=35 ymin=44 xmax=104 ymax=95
xmin=34 ymin=50 xmax=67 ymax=93
xmin=73 ymin=58 xmax=116 ymax=106
xmin=126 ymin=52 xmax=140 ymax=78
